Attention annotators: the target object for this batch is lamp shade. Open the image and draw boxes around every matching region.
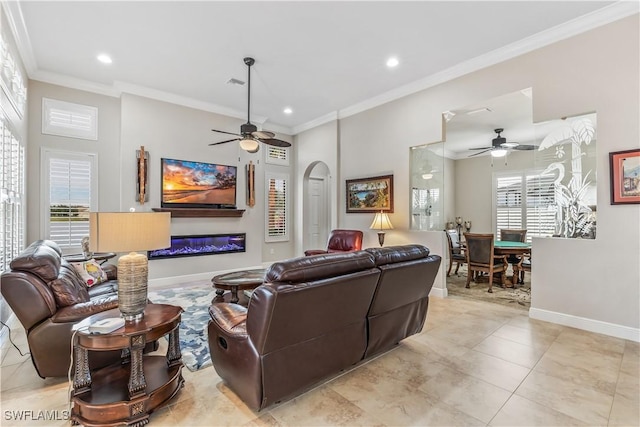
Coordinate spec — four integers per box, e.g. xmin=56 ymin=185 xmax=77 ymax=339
xmin=370 ymin=212 xmax=394 ymax=231
xmin=239 ymin=137 xmax=259 ymax=153
xmin=89 ymin=212 xmax=171 ymax=253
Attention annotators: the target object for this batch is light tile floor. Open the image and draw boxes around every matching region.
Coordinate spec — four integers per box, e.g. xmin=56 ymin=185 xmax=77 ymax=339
xmin=1 ymin=295 xmax=638 ymax=426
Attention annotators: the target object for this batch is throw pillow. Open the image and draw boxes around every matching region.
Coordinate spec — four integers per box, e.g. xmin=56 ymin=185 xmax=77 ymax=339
xmin=71 ymin=259 xmax=108 ymax=287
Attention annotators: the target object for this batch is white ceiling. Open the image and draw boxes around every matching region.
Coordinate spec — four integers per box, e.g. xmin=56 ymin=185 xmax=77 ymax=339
xmin=6 ymin=1 xmax=635 ymax=147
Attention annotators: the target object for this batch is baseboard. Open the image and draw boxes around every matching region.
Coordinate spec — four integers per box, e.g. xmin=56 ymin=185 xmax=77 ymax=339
xmin=529 ymin=308 xmax=640 ymax=342
xmin=148 ymin=264 xmax=265 ymax=289
xmin=429 ymin=287 xmax=448 ymax=298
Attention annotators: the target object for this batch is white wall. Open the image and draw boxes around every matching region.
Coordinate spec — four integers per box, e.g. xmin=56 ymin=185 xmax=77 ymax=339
xmin=331 ymin=15 xmax=639 ymax=339
xmin=119 ymin=94 xmax=294 ymax=284
xmin=293 ymin=120 xmax=338 ymax=256
xmin=26 ymin=81 xmax=122 ymax=245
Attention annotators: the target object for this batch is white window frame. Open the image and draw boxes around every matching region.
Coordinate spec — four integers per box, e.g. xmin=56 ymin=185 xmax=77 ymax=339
xmin=264 ymin=145 xmax=290 ymax=166
xmin=264 ymin=172 xmax=290 ymax=242
xmin=41 ymin=148 xmax=98 ymax=251
xmin=493 ymin=169 xmax=557 ymax=242
xmin=1 ymin=114 xmax=25 ymax=272
xmin=42 ymin=98 xmax=98 ymax=141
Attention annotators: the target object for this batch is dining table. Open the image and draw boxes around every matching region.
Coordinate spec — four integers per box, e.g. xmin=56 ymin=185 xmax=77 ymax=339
xmin=493 ymin=240 xmax=531 ymax=286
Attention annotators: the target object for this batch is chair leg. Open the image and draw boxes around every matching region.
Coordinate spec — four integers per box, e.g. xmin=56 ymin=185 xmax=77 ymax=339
xmin=487 ymin=268 xmax=493 ymax=293
xmin=454 ymin=262 xmax=461 ymax=276
xmin=465 ymin=269 xmax=472 ymax=288
xmin=447 ymin=257 xmax=453 ymax=276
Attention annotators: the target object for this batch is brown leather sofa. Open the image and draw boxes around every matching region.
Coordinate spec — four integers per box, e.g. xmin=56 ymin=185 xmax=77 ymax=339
xmin=1 ymin=240 xmax=125 ymax=378
xmin=208 ymin=244 xmax=441 ymax=411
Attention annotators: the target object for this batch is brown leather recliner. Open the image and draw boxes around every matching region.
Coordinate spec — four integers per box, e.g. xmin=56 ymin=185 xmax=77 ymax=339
xmin=1 ymin=240 xmax=125 ymax=378
xmin=304 ymin=229 xmax=363 ymax=256
xmin=208 ymin=245 xmax=441 ymax=411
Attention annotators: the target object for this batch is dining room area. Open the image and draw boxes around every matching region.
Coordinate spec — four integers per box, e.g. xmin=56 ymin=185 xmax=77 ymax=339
xmin=410 ymin=89 xmax=597 ymax=309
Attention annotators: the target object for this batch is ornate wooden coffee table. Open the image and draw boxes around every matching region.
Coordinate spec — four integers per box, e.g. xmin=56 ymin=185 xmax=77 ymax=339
xmin=71 ymin=304 xmax=184 ymax=427
xmin=212 ymin=268 xmax=267 ymax=303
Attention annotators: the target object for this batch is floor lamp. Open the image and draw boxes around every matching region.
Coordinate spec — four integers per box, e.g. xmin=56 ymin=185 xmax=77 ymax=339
xmin=90 ymin=212 xmax=171 ymax=321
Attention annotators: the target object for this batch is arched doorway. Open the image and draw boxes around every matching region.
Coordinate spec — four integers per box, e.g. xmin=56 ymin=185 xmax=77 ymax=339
xmin=303 ymin=161 xmax=331 ymax=252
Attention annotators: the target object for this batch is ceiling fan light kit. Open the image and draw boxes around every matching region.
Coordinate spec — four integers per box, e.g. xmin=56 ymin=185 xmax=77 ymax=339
xmin=209 ymin=57 xmax=291 ymax=153
xmin=468 ymin=128 xmax=536 ymax=158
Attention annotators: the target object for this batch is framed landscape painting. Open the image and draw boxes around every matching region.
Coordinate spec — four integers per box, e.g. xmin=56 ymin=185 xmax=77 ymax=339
xmin=346 ymin=174 xmax=394 ymax=213
xmin=610 ymin=149 xmax=640 ymax=204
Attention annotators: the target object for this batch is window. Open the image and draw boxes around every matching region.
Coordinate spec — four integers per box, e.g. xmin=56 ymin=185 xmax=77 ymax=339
xmin=42 ymin=149 xmax=98 ymax=249
xmin=0 ymin=114 xmax=25 ymax=272
xmin=494 ymin=171 xmax=557 ymax=242
xmin=265 ymin=145 xmax=290 ymax=166
xmin=265 ymin=172 xmax=289 ymax=242
xmin=42 ymin=98 xmax=98 ymax=140
xmin=0 ymin=33 xmax=27 ymax=117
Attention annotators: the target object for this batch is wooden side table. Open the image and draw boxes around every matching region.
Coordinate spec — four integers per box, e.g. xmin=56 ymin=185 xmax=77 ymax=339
xmin=71 ymin=304 xmax=184 ymax=427
xmin=212 ymin=268 xmax=266 ymax=304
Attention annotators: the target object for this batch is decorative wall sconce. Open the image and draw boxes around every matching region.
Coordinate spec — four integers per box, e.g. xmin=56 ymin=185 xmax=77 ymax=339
xmin=136 ymin=146 xmax=149 ymax=204
xmin=464 ymin=221 xmax=472 ymax=233
xmin=246 ymin=161 xmax=255 ymax=207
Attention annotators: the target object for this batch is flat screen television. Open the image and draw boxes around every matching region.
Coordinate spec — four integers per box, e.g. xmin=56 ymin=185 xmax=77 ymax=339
xmin=161 ymin=158 xmax=237 ymax=209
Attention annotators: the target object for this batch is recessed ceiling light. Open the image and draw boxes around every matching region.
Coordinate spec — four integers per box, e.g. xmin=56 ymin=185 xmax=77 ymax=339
xmin=283 ymin=107 xmax=293 ymax=115
xmin=97 ymin=54 xmax=112 ymax=64
xmin=386 ymin=57 xmax=399 ymax=68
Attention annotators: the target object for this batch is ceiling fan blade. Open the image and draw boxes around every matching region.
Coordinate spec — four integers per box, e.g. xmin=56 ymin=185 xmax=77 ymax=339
xmin=468 ymin=149 xmax=491 ymax=157
xmin=212 ymin=128 xmax=242 ymax=137
xmin=259 ymin=138 xmax=291 ymax=148
xmin=469 ymin=146 xmax=492 ymax=150
xmin=512 ymin=144 xmax=537 ymax=151
xmin=209 ymin=138 xmax=240 ymax=146
xmin=252 ymin=130 xmax=275 ymax=139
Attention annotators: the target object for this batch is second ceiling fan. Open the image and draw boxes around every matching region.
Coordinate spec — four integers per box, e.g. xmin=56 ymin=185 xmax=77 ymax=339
xmin=468 ymin=128 xmax=536 ymax=157
xmin=209 ymin=57 xmax=291 ymax=153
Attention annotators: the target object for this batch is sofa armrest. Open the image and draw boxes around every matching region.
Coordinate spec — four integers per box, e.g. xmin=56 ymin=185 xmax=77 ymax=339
xmin=304 ymin=249 xmax=328 ymax=256
xmin=209 ymin=303 xmax=248 ymax=337
xmin=51 ymin=295 xmax=118 ymax=323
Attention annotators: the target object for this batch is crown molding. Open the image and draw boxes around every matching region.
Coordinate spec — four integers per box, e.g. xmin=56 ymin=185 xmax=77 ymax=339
xmin=5 ymin=1 xmax=637 ymax=136
xmin=335 ymin=1 xmax=639 ymax=123
xmin=31 ymin=70 xmax=120 ymax=97
xmin=291 ymin=111 xmax=339 ymax=135
xmin=2 ymin=0 xmax=37 ymax=74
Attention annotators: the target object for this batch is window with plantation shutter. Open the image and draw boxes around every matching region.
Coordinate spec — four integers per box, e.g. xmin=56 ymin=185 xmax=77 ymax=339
xmin=265 ymin=146 xmax=289 ymax=166
xmin=265 ymin=172 xmax=289 ymax=242
xmin=494 ymin=171 xmax=556 ymax=242
xmin=42 ymin=98 xmax=98 ymax=140
xmin=0 ymin=114 xmax=25 ymax=272
xmin=42 ymin=149 xmax=97 ymax=249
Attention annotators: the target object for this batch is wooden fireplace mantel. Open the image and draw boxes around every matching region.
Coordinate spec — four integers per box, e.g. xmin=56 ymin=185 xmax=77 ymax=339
xmin=152 ymin=208 xmax=245 ymax=218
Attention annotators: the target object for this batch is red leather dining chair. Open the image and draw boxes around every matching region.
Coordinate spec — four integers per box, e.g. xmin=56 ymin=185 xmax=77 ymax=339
xmin=463 ymin=233 xmax=508 ymax=293
xmin=304 ymin=229 xmax=363 ymax=256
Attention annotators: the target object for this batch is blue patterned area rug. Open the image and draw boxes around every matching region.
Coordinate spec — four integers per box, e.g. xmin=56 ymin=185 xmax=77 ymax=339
xmin=148 ymin=286 xmax=216 ymax=371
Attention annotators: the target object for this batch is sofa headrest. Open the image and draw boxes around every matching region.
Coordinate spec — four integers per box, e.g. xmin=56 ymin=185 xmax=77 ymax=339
xmin=9 ymin=240 xmax=62 ymax=282
xmin=365 ymin=244 xmax=430 ymax=266
xmin=266 ymin=251 xmax=375 ymax=283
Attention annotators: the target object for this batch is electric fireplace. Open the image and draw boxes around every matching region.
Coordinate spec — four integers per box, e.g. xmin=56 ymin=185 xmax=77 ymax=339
xmin=148 ymin=233 xmax=246 ymax=260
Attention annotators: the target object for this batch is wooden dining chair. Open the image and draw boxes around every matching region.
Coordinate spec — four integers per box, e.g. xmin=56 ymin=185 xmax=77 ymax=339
xmin=463 ymin=233 xmax=508 ymax=293
xmin=445 ymin=229 xmax=466 ymax=276
xmin=500 ymin=228 xmax=528 ymax=274
xmin=518 ymin=251 xmax=532 ymax=283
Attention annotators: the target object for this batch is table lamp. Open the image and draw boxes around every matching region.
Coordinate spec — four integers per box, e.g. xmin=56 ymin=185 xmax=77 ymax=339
xmin=90 ymin=212 xmax=171 ymax=321
xmin=370 ymin=211 xmax=394 ymax=247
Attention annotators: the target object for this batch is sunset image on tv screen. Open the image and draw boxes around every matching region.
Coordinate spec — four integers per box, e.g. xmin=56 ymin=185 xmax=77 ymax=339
xmin=162 ymin=159 xmax=236 ymax=206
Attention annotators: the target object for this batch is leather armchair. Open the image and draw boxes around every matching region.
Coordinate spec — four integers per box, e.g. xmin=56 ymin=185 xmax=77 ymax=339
xmin=304 ymin=229 xmax=363 ymax=256
xmin=1 ymin=240 xmax=124 ymax=377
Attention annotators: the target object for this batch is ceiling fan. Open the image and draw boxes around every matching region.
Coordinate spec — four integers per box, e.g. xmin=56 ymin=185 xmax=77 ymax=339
xmin=209 ymin=57 xmax=291 ymax=153
xmin=468 ymin=128 xmax=536 ymax=158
